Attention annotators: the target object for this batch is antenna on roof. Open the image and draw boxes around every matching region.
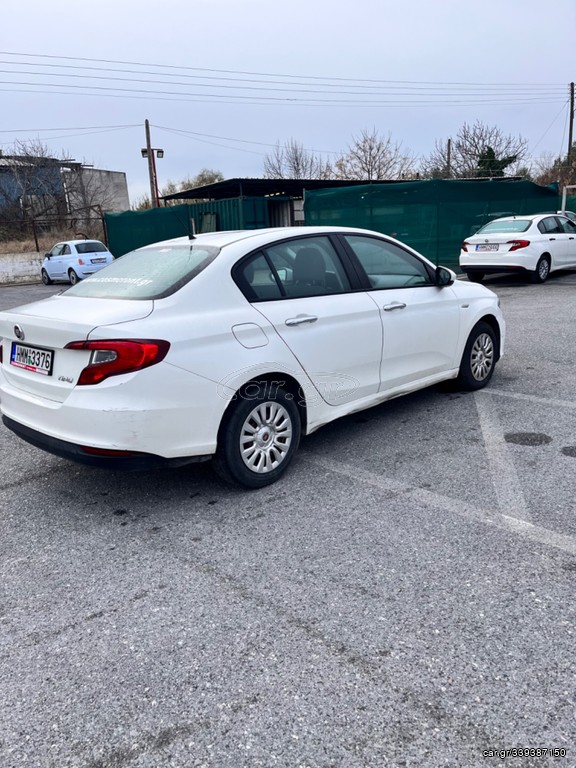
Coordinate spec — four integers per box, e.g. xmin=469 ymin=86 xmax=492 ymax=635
xmin=189 ymin=216 xmax=196 ymax=240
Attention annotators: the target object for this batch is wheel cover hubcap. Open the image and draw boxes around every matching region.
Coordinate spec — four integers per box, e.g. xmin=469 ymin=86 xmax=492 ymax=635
xmin=539 ymin=260 xmax=549 ymax=278
xmin=471 ymin=333 xmax=494 ymax=381
xmin=240 ymin=401 xmax=293 ymax=473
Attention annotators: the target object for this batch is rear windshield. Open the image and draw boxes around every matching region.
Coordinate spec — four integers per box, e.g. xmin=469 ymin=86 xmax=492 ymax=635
xmin=476 ymin=219 xmax=531 ymax=234
xmin=75 ymin=241 xmax=108 ymax=254
xmin=65 ymin=243 xmax=220 ymax=299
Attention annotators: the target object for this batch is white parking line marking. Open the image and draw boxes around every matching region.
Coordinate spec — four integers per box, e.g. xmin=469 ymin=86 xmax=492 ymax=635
xmin=301 ymin=454 xmax=576 ymax=557
xmin=477 ymin=388 xmax=576 ymax=410
xmin=473 ymin=391 xmax=532 ymax=522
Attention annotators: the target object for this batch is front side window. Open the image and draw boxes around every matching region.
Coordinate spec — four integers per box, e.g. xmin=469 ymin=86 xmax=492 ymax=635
xmin=343 ymin=235 xmax=432 ymax=289
xmin=64 ymin=242 xmax=220 ymax=299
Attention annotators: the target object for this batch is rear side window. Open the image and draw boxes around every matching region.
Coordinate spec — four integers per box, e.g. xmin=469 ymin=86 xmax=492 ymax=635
xmin=76 ymin=241 xmax=108 ymax=254
xmin=235 ymin=236 xmax=352 ymax=301
xmin=65 ymin=243 xmax=220 ymax=299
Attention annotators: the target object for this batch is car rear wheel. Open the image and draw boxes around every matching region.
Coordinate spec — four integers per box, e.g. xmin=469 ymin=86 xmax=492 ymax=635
xmin=41 ymin=269 xmax=53 ymax=285
xmin=68 ymin=269 xmax=79 ymax=285
xmin=456 ymin=321 xmax=496 ymax=390
xmin=467 ymin=272 xmax=485 ymax=283
xmin=531 ymin=256 xmax=550 ymax=284
xmin=213 ymin=383 xmax=301 ymax=488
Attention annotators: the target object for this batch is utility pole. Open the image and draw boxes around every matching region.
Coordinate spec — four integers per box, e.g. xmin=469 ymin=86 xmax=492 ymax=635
xmin=568 ymin=82 xmax=574 ymax=163
xmin=144 ymin=119 xmax=157 ymax=208
xmin=446 ymin=138 xmax=452 ymax=178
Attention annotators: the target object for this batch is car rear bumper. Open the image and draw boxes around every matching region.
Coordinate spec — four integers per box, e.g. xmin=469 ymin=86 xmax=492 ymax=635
xmin=2 ymin=415 xmax=210 ymax=469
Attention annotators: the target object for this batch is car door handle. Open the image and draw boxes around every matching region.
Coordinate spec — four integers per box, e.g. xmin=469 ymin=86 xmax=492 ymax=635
xmin=383 ymin=302 xmax=407 ymax=312
xmin=285 ymin=314 xmax=318 ymax=326
xmin=549 ymin=237 xmax=556 ymax=240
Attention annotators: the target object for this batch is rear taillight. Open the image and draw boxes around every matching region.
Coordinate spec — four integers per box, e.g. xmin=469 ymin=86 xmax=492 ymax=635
xmin=65 ymin=339 xmax=170 ymax=385
xmin=507 ymin=239 xmax=530 ymax=251
xmin=461 ymin=241 xmax=470 ymax=252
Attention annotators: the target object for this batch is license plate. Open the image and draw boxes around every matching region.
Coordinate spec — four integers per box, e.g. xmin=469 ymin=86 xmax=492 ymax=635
xmin=475 ymin=244 xmax=499 ymax=252
xmin=10 ymin=343 xmax=54 ymax=376
xmin=91 ymin=257 xmax=106 ymax=264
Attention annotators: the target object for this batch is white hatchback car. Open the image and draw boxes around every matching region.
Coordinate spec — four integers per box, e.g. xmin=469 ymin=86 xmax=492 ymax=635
xmin=460 ymin=213 xmax=576 ymax=284
xmin=1 ymin=226 xmax=505 ymax=488
xmin=41 ymin=239 xmax=114 ymax=285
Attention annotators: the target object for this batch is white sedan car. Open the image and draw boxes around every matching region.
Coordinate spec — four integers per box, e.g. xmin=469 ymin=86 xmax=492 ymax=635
xmin=1 ymin=226 xmax=505 ymax=488
xmin=460 ymin=213 xmax=576 ymax=284
xmin=41 ymin=239 xmax=114 ymax=285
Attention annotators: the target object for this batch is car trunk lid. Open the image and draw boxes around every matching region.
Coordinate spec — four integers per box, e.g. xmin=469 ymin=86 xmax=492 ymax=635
xmin=0 ymin=295 xmax=153 ymax=402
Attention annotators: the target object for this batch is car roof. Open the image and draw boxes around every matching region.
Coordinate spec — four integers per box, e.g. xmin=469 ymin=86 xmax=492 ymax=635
xmin=136 ymin=226 xmax=389 ymax=251
xmin=54 ymin=239 xmax=107 ymax=246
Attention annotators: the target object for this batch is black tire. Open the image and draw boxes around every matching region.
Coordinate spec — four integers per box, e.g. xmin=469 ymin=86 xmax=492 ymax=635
xmin=41 ymin=269 xmax=53 ymax=285
xmin=68 ymin=269 xmax=79 ymax=285
xmin=531 ymin=256 xmax=550 ymax=284
xmin=213 ymin=383 xmax=301 ymax=488
xmin=467 ymin=272 xmax=485 ymax=283
xmin=456 ymin=321 xmax=497 ymax=391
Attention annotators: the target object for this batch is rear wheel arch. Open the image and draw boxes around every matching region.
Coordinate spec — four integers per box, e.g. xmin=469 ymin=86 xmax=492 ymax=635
xmin=213 ymin=373 xmax=307 ymax=487
xmin=218 ymin=372 xmax=308 ymax=439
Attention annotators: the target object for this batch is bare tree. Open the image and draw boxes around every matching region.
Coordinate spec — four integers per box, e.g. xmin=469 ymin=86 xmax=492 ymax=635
xmin=532 ymin=145 xmax=576 ymax=188
xmin=333 ymin=128 xmax=416 ymax=181
xmin=420 ymin=121 xmax=529 ymax=179
xmin=0 ymin=139 xmax=68 ymax=222
xmin=263 ymin=139 xmax=333 ymax=179
xmin=133 ymin=169 xmax=225 ymax=210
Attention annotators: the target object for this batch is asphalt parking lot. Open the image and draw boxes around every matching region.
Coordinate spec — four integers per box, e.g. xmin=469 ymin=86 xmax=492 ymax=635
xmin=1 ymin=274 xmax=575 ymax=768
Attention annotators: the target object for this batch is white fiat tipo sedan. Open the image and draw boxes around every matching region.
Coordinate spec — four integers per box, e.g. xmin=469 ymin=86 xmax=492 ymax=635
xmin=0 ymin=227 xmax=505 ymax=488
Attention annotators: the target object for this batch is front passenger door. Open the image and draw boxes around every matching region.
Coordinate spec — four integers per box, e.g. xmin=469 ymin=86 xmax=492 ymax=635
xmin=341 ymin=235 xmax=461 ymax=392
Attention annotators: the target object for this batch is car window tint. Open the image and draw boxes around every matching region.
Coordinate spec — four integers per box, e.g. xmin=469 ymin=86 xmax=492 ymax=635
xmin=76 ymin=241 xmax=108 ymax=254
xmin=62 ymin=245 xmax=71 ymax=255
xmin=263 ymin=236 xmax=351 ymax=298
xmin=65 ymin=243 xmax=220 ymax=299
xmin=343 ymin=235 xmax=432 ymax=289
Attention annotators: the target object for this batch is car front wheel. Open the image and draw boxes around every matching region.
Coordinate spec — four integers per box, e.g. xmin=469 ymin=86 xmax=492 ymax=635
xmin=531 ymin=256 xmax=550 ymax=284
xmin=213 ymin=383 xmax=301 ymax=488
xmin=467 ymin=272 xmax=485 ymax=283
xmin=41 ymin=269 xmax=53 ymax=285
xmin=456 ymin=321 xmax=497 ymax=390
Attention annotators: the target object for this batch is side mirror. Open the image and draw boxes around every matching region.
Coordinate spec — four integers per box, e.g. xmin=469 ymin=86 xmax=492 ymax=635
xmin=435 ymin=266 xmax=455 ymax=287
xmin=44 ymin=253 xmax=51 ymax=259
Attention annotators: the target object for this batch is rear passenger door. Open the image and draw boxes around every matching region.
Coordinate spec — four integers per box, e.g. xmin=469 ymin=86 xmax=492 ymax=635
xmin=234 ymin=235 xmax=383 ymax=406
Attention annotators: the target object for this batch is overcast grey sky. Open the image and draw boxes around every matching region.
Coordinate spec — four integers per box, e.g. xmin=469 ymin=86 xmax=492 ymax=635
xmin=2 ymin=0 xmax=575 ymax=204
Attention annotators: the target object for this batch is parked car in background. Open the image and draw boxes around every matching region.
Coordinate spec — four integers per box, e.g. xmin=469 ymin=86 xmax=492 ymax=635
xmin=2 ymin=227 xmax=505 ymax=488
xmin=41 ymin=240 xmax=114 ymax=285
xmin=558 ymin=210 xmax=576 ymax=223
xmin=460 ymin=213 xmax=576 ymax=284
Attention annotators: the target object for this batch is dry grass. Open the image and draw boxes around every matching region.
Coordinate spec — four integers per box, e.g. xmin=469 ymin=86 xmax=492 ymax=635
xmin=0 ymin=225 xmax=106 ymax=255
